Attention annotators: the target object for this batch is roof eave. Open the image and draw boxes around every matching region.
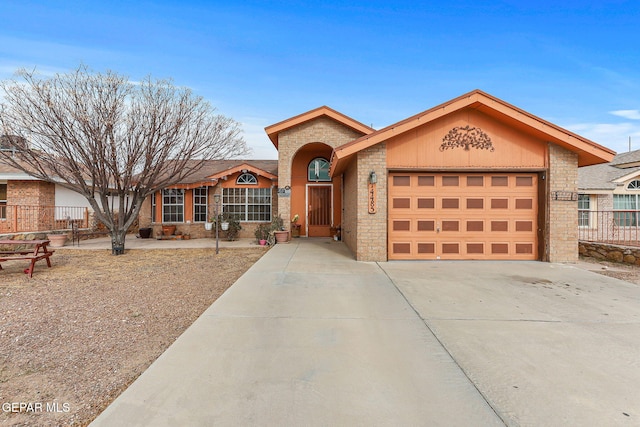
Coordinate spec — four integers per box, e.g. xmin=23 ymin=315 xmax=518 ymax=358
xmin=265 ymin=106 xmax=374 ymax=150
xmin=331 ymin=89 xmax=616 ymax=171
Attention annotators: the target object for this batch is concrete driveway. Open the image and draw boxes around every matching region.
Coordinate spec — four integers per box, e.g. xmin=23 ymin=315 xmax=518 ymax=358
xmin=91 ymin=240 xmax=640 ymax=426
xmin=380 ymin=261 xmax=640 ymax=426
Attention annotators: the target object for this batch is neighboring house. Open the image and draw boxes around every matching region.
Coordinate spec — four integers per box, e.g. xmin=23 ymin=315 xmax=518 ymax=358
xmin=578 ymin=149 xmax=640 ymax=244
xmin=0 ymin=161 xmax=96 ymax=233
xmin=0 ymin=136 xmax=129 ymax=233
xmin=148 ymin=89 xmax=615 ymax=262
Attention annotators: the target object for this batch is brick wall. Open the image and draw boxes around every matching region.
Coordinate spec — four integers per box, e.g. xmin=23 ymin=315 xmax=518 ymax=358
xmin=341 ymin=160 xmax=358 ymax=255
xmin=6 ymin=180 xmax=56 ymax=231
xmin=277 ymin=117 xmax=365 ymax=229
xmin=548 ymin=144 xmax=579 ymax=262
xmin=354 ymin=143 xmax=387 ymax=261
xmin=7 ymin=180 xmax=55 ymax=206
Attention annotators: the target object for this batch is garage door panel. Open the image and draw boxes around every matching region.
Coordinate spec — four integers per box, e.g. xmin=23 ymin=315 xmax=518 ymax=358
xmin=389 ymin=172 xmax=538 ymax=260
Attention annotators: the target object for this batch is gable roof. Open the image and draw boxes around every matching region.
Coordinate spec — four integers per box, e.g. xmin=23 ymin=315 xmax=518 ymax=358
xmin=579 ymin=148 xmax=640 ymax=191
xmin=330 ymin=89 xmax=615 ymax=175
xmin=609 ymin=149 xmax=640 ymax=168
xmin=164 ymin=159 xmax=278 ymax=189
xmin=265 ymin=106 xmax=374 ymax=149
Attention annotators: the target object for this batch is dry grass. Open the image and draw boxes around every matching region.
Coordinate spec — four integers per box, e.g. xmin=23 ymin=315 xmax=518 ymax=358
xmin=0 ymin=247 xmax=267 ymax=426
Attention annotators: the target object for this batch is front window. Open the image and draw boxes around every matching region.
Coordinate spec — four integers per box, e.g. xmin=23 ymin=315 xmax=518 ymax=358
xmin=162 ymin=189 xmax=184 ymax=222
xmin=222 ymin=187 xmax=271 ymax=221
xmin=0 ymin=183 xmax=6 ymax=220
xmin=193 ymin=187 xmax=208 ymax=222
xmin=613 ymin=194 xmax=639 ymax=226
xmin=578 ymin=194 xmax=590 ymax=227
xmin=308 ymin=158 xmax=331 ymax=182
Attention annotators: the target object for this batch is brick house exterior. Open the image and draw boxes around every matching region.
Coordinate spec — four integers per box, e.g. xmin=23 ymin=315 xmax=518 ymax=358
xmin=138 ymin=160 xmax=279 ymax=239
xmin=265 ymin=90 xmax=614 ymax=262
xmin=578 ymin=148 xmax=640 ymax=245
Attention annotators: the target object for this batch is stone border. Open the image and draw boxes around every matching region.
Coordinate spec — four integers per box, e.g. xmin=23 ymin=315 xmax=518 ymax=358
xmin=579 ymin=241 xmax=640 ymax=265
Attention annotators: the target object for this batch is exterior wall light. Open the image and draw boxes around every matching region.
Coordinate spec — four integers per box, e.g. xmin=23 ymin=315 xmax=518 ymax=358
xmin=369 ymin=171 xmax=377 ymax=184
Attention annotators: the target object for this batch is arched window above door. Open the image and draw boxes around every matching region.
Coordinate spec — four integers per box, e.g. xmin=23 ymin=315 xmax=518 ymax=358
xmin=308 ymin=158 xmax=330 ymax=182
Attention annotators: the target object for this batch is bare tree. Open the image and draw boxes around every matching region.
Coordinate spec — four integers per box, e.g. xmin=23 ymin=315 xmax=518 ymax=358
xmin=0 ymin=65 xmax=250 ymax=254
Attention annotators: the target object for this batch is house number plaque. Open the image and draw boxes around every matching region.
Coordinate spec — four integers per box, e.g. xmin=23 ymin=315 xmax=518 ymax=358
xmin=368 ymin=183 xmax=376 ymax=214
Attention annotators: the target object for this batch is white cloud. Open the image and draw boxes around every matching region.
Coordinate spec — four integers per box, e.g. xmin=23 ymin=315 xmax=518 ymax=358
xmin=565 ymin=121 xmax=640 ymax=153
xmin=238 ymin=117 xmax=278 ymax=160
xmin=610 ymin=110 xmax=640 ymax=120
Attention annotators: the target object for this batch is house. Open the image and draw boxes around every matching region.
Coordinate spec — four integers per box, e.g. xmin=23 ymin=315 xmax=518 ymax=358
xmin=0 ymin=136 xmax=130 ymax=234
xmin=145 ymin=89 xmax=614 ymax=261
xmin=0 ymin=161 xmax=95 ymax=233
xmin=578 ymin=149 xmax=640 ymax=244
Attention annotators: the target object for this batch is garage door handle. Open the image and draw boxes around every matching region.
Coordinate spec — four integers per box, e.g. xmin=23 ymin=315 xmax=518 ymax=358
xmin=436 ymin=223 xmax=440 ymax=233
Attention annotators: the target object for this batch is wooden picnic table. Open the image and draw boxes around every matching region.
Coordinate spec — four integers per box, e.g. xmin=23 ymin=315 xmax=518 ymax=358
xmin=0 ymin=239 xmax=55 ymax=278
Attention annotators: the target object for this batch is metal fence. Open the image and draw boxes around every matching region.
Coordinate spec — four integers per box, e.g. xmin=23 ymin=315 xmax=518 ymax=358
xmin=0 ymin=205 xmax=90 ymax=234
xmin=579 ymin=210 xmax=640 ymax=247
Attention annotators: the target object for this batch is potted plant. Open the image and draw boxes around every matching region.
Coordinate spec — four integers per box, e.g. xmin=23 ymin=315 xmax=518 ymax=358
xmin=162 ymin=224 xmax=176 ymax=236
xmin=220 ymin=213 xmax=241 ymax=241
xmin=291 ymin=214 xmax=301 ymax=238
xmin=47 ymin=231 xmax=69 ymax=247
xmin=271 ymin=215 xmax=288 ymax=243
xmin=255 ymin=223 xmax=270 ymax=246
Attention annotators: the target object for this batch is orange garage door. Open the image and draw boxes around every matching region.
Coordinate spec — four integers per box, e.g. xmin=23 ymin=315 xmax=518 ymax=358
xmin=388 ymin=172 xmax=538 ymax=260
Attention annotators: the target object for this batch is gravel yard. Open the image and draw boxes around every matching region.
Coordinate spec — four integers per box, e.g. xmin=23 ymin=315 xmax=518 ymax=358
xmin=0 ymin=247 xmax=267 ymax=427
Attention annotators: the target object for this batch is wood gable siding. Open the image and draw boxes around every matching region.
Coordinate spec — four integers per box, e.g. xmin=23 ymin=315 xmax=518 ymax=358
xmin=386 ymin=109 xmax=548 ymax=170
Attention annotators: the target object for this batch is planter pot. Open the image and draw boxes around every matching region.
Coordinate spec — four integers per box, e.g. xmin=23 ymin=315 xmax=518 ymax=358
xmin=162 ymin=225 xmax=176 ymax=236
xmin=274 ymin=230 xmax=289 ymax=244
xmin=221 ymin=222 xmax=229 ymax=231
xmin=291 ymin=224 xmax=300 ymax=238
xmin=183 ymin=235 xmax=191 ymax=240
xmin=204 ymin=222 xmax=213 ymax=231
xmin=139 ymin=227 xmax=152 ymax=239
xmin=47 ymin=234 xmax=68 ymax=247
xmin=259 ymin=239 xmax=267 ymax=246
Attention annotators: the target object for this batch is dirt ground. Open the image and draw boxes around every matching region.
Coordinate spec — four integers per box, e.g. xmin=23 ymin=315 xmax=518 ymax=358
xmin=1 ymin=249 xmax=637 ymax=427
xmin=579 ymin=255 xmax=640 ymax=285
xmin=0 ymin=247 xmax=267 ymax=427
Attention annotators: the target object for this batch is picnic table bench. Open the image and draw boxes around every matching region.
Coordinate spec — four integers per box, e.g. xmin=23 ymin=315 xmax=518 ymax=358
xmin=0 ymin=239 xmax=55 ymax=278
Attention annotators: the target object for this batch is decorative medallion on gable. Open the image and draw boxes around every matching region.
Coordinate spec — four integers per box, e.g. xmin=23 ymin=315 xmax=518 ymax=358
xmin=440 ymin=125 xmax=495 ymax=152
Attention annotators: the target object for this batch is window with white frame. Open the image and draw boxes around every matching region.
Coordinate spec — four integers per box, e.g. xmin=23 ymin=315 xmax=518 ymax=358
xmin=222 ymin=187 xmax=271 ymax=221
xmin=162 ymin=189 xmax=184 ymax=222
xmin=236 ymin=172 xmax=257 ymax=184
xmin=578 ymin=194 xmax=590 ymax=227
xmin=193 ymin=187 xmax=208 ymax=222
xmin=613 ymin=194 xmax=640 ymax=226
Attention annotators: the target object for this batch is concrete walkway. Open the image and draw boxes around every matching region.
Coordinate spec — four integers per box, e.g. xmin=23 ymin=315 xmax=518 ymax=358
xmin=90 ymin=239 xmax=640 ymax=426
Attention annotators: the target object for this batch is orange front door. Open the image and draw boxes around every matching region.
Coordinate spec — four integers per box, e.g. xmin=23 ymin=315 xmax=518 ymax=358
xmin=307 ymin=185 xmax=332 ymax=237
xmin=388 ymin=172 xmax=538 ymax=260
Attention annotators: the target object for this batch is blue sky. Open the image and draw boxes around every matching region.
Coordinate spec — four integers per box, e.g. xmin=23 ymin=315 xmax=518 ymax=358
xmin=1 ymin=0 xmax=639 ymax=159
